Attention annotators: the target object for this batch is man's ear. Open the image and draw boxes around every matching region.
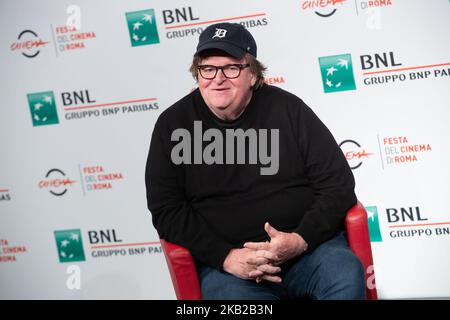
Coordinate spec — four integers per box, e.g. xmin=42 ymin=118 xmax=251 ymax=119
xmin=250 ymin=73 xmax=257 ymax=87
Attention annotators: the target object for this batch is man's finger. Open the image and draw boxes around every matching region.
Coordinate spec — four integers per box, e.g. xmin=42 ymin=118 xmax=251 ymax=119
xmin=248 ymin=270 xmax=264 ymax=278
xmin=256 ymin=249 xmax=277 ymax=261
xmin=257 ymin=264 xmax=281 ymax=275
xmin=244 ymin=241 xmax=270 ymax=250
xmin=265 ymin=222 xmax=280 ymax=239
xmin=260 ymin=274 xmax=282 ymax=283
xmin=247 ymin=256 xmax=269 ymax=266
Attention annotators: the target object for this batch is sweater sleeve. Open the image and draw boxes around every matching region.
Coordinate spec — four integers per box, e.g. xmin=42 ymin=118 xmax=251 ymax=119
xmin=145 ymin=117 xmax=235 ymax=270
xmin=293 ymin=101 xmax=357 ymax=252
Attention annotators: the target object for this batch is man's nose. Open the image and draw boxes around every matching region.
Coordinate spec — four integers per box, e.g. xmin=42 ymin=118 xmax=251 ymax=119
xmin=214 ymin=69 xmax=226 ymax=83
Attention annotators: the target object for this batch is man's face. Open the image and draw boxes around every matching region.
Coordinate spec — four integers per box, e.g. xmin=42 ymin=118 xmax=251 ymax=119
xmin=198 ymin=55 xmax=256 ymax=121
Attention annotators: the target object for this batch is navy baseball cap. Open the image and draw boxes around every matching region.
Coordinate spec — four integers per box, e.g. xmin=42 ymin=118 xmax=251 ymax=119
xmin=195 ymin=22 xmax=257 ymax=58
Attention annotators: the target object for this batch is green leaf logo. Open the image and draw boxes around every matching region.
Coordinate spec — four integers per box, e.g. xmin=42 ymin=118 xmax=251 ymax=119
xmin=27 ymin=91 xmax=59 ymax=126
xmin=365 ymin=206 xmax=383 ymax=242
xmin=319 ymin=54 xmax=356 ymax=93
xmin=126 ymin=9 xmax=160 ymax=47
xmin=54 ymin=229 xmax=86 ymax=263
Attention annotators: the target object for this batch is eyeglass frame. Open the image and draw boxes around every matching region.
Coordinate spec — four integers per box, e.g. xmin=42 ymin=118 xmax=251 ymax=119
xmin=197 ymin=63 xmax=250 ymax=80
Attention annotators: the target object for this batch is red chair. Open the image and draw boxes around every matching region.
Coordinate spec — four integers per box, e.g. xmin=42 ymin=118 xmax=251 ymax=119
xmin=161 ymin=201 xmax=377 ymax=300
xmin=345 ymin=201 xmax=378 ymax=300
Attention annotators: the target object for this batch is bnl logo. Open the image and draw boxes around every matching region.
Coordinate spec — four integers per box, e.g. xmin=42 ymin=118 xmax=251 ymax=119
xmin=54 ymin=229 xmax=86 ymax=263
xmin=27 ymin=91 xmax=59 ymax=126
xmin=319 ymin=54 xmax=356 ymax=93
xmin=365 ymin=206 xmax=382 ymax=242
xmin=27 ymin=89 xmax=95 ymax=127
xmin=54 ymin=229 xmax=122 ymax=263
xmin=125 ymin=9 xmax=160 ymax=46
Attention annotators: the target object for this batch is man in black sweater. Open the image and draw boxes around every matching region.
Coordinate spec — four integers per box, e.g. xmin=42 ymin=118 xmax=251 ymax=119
xmin=145 ymin=22 xmax=365 ymax=299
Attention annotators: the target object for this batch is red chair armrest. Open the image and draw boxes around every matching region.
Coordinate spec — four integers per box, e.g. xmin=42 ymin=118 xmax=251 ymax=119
xmin=345 ymin=201 xmax=378 ymax=300
xmin=160 ymin=239 xmax=202 ymax=300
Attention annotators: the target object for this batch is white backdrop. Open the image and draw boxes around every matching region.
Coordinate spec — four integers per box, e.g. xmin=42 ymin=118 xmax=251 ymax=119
xmin=1 ymin=0 xmax=449 ymax=299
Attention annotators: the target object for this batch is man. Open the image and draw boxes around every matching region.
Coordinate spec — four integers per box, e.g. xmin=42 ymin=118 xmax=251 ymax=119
xmin=145 ymin=22 xmax=365 ymax=299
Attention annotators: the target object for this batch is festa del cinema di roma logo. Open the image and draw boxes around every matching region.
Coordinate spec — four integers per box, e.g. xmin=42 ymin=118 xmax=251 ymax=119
xmin=301 ymin=0 xmax=394 ymax=18
xmin=39 ymin=168 xmax=76 ymax=196
xmin=302 ymin=0 xmax=347 ymax=18
xmin=10 ymin=29 xmax=49 ymax=58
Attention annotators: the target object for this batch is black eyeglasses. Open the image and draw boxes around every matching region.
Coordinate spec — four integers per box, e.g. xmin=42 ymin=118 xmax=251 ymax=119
xmin=197 ymin=64 xmax=250 ymax=80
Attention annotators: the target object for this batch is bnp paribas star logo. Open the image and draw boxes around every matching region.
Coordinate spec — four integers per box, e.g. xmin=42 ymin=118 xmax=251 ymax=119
xmin=319 ymin=54 xmax=356 ymax=93
xmin=27 ymin=91 xmax=59 ymax=126
xmin=126 ymin=9 xmax=160 ymax=47
xmin=54 ymin=229 xmax=86 ymax=263
xmin=365 ymin=206 xmax=382 ymax=242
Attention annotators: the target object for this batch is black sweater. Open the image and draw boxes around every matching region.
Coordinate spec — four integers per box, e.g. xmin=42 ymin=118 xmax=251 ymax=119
xmin=145 ymin=84 xmax=356 ymax=270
